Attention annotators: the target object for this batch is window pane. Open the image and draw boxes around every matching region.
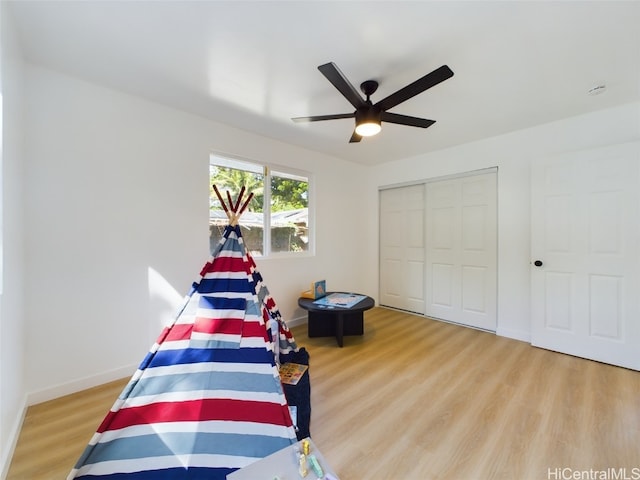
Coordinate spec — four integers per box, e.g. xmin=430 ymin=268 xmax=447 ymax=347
xmin=270 ymin=173 xmax=309 ymax=253
xmin=209 ymin=164 xmax=264 ymax=256
xmin=209 ymin=155 xmax=312 ymax=257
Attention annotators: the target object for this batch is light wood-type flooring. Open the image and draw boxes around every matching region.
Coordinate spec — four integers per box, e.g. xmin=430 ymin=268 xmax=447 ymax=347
xmin=7 ymin=307 xmax=640 ymax=479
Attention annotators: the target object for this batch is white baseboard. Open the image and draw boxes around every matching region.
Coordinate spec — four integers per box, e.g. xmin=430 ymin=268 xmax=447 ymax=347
xmin=26 ymin=364 xmax=137 ymax=406
xmin=286 ymin=315 xmax=307 ymax=329
xmin=496 ymin=327 xmax=531 ymax=344
xmin=1 ymin=395 xmax=27 ymax=480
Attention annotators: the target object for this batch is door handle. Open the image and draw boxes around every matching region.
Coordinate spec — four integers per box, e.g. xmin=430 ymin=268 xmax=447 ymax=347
xmin=534 ymin=260 xmax=543 ymax=267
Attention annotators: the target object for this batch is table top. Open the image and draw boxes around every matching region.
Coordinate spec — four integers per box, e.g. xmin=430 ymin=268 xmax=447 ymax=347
xmin=227 ymin=437 xmax=340 ymax=480
xmin=298 ymin=292 xmax=375 ymax=312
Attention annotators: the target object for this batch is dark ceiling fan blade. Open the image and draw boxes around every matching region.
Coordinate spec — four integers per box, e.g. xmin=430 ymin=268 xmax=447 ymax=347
xmin=375 ymin=65 xmax=454 ymax=112
xmin=349 ymin=131 xmax=362 ymax=143
xmin=292 ymin=113 xmax=355 ymax=123
xmin=318 ymin=62 xmax=366 ymax=110
xmin=381 ymin=112 xmax=436 ymax=128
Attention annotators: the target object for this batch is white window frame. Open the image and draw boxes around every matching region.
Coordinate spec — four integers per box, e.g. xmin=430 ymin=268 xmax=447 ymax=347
xmin=210 ymin=153 xmax=314 ymax=258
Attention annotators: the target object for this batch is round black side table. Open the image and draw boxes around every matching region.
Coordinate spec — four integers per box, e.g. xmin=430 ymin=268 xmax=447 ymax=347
xmin=298 ymin=292 xmax=374 ymax=347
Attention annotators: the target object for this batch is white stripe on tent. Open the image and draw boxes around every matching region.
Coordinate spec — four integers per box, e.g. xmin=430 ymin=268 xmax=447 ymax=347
xmin=202 ymin=292 xmax=257 ymax=300
xmin=156 ymin=337 xmax=270 ymax=351
xmin=194 ymin=306 xmax=246 ymax=319
xmin=190 ymin=332 xmax=244 ymax=343
xmin=213 ymin=249 xmax=244 ymax=258
xmin=202 ymin=271 xmax=250 ymax=279
xmin=239 ymin=338 xmax=276 ymax=349
xmin=121 ymin=390 xmax=286 ymax=407
xmin=141 ymin=361 xmax=275 ymax=377
xmin=173 ymin=311 xmax=261 ymax=326
xmin=95 ymin=420 xmax=294 ymax=443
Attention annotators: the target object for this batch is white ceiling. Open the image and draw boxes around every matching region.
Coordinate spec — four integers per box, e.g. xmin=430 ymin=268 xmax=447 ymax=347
xmin=8 ymin=1 xmax=640 ymax=166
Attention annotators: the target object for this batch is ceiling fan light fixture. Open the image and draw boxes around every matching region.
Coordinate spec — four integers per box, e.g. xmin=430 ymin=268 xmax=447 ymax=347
xmin=355 ymin=108 xmax=382 ymax=137
xmin=355 ymin=120 xmax=381 ymax=137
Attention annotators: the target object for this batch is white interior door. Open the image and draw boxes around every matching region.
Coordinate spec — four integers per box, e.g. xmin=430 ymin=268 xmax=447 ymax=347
xmin=531 ymin=142 xmax=640 ymax=371
xmin=379 ymin=185 xmax=426 ymax=314
xmin=425 ymin=171 xmax=497 ymax=331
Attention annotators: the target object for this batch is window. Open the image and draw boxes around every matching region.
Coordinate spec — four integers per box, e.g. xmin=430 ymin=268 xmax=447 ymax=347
xmin=209 ymin=154 xmax=312 ymax=257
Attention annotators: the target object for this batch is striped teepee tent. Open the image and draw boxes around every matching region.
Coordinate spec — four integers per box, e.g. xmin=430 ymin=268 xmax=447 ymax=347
xmin=68 ymin=187 xmax=306 ymax=479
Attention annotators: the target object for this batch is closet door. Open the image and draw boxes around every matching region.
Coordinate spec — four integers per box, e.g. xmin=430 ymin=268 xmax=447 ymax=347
xmin=425 ymin=172 xmax=497 ymax=331
xmin=379 ymin=185 xmax=426 ymax=314
xmin=531 ymin=142 xmax=640 ymax=370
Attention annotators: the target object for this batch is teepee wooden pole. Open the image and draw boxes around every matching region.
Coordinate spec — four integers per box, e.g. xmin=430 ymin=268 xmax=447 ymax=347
xmin=238 ymin=192 xmax=254 ymax=216
xmin=212 ymin=185 xmax=229 ymax=214
xmin=234 ymin=186 xmax=246 ymax=212
xmin=226 ymin=191 xmax=234 ymax=212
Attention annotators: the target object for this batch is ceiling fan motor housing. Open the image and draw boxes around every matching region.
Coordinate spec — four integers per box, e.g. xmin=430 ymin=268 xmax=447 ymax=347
xmin=356 ymin=105 xmax=382 ymax=124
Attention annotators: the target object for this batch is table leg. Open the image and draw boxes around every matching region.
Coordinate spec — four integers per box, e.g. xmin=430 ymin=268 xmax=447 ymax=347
xmin=336 ymin=313 xmax=344 ymax=347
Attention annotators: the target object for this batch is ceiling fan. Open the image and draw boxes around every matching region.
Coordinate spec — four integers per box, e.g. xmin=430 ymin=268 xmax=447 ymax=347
xmin=292 ymin=62 xmax=454 ymax=143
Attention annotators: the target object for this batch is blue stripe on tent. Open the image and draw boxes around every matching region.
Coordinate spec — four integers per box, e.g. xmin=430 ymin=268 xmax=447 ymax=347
xmin=198 ymin=296 xmax=246 ymax=310
xmin=215 ymin=246 xmax=243 ymax=256
xmin=75 ymin=466 xmax=235 ymax=480
xmin=188 ymin=339 xmax=244 ymax=350
xmin=130 ymin=371 xmax=281 ymax=397
xmin=87 ymin=432 xmax=292 ymax=462
xmin=253 ymin=273 xmax=264 ymax=288
xmin=219 ymin=240 xmax=244 ymax=253
xmin=197 ymin=278 xmax=251 ymax=294
xmin=210 ymin=225 xmax=238 ymax=246
xmin=137 ymin=351 xmax=156 ymax=371
xmin=149 ymin=348 xmax=275 ymax=368
xmin=245 ymin=300 xmax=260 ymax=317
xmin=256 ymin=285 xmax=266 ymax=304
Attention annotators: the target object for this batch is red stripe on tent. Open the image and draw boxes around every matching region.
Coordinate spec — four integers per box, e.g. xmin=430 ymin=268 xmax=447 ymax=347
xmin=210 ymin=256 xmax=249 ymax=274
xmin=264 ymin=297 xmax=276 ymax=310
xmin=199 ymin=261 xmax=213 ymax=277
xmin=154 ymin=327 xmax=172 ymax=345
xmin=98 ymin=399 xmax=293 ymax=432
xmin=282 ymin=330 xmax=294 ymax=340
xmin=200 ymin=255 xmax=249 ymax=276
xmin=154 ymin=324 xmax=196 ymax=345
xmin=194 ymin=317 xmax=243 ymax=335
xmin=164 ymin=324 xmax=193 ymax=342
xmin=242 ymin=322 xmax=270 ymax=338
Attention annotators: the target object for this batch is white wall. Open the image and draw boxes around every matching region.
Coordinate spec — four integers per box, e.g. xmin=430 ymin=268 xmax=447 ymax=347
xmin=0 ymin=3 xmax=26 ymax=477
xmin=22 ymin=65 xmax=371 ymax=404
xmin=367 ymin=102 xmax=640 ymax=342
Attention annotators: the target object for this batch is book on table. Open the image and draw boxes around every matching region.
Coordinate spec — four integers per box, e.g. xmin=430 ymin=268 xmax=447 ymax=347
xmin=300 ymin=280 xmax=326 ymax=299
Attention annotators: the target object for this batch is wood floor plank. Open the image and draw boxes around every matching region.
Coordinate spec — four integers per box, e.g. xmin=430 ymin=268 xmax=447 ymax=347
xmin=7 ymin=307 xmax=640 ymax=479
